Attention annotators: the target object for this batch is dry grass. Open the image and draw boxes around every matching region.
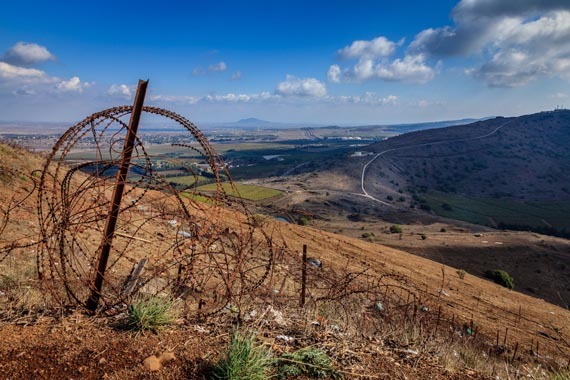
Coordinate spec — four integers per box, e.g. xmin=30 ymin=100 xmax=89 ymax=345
xmin=0 ymin=253 xmax=46 ymax=320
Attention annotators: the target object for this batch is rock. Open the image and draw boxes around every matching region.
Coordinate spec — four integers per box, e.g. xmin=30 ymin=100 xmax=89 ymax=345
xmin=158 ymin=352 xmax=176 ymax=364
xmin=143 ymin=352 xmax=176 ymax=372
xmin=307 ymin=258 xmax=322 ymax=268
xmin=276 ymin=335 xmax=295 ymax=343
xmin=420 ymin=306 xmax=429 ymax=312
xmin=98 ymin=357 xmax=107 ymax=365
xmin=178 ymin=231 xmax=192 ymax=238
xmin=143 ymin=355 xmax=162 ymax=371
xmin=374 ymin=301 xmax=384 ymax=312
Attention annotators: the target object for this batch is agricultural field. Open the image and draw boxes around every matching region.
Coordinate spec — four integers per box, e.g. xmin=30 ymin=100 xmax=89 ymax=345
xmin=196 ymin=182 xmax=282 ymax=201
xmin=165 ymin=174 xmax=209 ymax=187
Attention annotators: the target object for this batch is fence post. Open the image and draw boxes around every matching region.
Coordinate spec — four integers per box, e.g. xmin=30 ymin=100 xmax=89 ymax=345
xmin=86 ymin=79 xmax=148 ymax=312
xmin=300 ymin=244 xmax=307 ymax=307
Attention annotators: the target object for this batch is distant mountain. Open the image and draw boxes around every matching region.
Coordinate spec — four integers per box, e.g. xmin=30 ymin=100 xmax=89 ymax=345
xmin=382 ymin=118 xmax=489 ymax=134
xmin=237 ymin=117 xmax=272 ymax=125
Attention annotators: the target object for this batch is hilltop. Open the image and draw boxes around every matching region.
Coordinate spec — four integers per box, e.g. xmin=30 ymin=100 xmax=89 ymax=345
xmin=365 ymin=110 xmax=570 ymax=201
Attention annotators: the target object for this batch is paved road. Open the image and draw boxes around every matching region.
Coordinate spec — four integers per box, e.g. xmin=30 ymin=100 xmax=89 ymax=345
xmin=360 ymin=120 xmax=513 ymax=205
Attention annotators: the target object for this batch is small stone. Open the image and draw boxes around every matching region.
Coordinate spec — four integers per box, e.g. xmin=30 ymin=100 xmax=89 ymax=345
xmin=158 ymin=352 xmax=176 ymax=364
xmin=307 ymin=258 xmax=322 ymax=269
xmin=420 ymin=306 xmax=429 ymax=312
xmin=98 ymin=357 xmax=107 ymax=365
xmin=276 ymin=335 xmax=295 ymax=343
xmin=374 ymin=301 xmax=384 ymax=312
xmin=143 ymin=355 xmax=162 ymax=371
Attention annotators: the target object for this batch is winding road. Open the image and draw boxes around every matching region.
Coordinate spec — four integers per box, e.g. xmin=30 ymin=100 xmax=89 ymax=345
xmin=360 ymin=120 xmax=513 ymax=205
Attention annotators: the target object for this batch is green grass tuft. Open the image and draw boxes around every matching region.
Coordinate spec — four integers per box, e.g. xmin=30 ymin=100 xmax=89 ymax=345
xmin=278 ymin=347 xmax=342 ymax=379
xmin=126 ymin=295 xmax=179 ymax=333
xmin=209 ymin=330 xmax=273 ymax=380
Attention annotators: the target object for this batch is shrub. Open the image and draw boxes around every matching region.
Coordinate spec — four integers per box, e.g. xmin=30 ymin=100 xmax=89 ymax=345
xmin=298 ymin=216 xmax=310 ymax=226
xmin=456 ymin=269 xmax=466 ymax=280
xmin=440 ymin=228 xmax=447 ymax=232
xmin=278 ymin=347 xmax=342 ymax=379
xmin=361 ymin=232 xmax=375 ymax=239
xmin=441 ymin=203 xmax=453 ymax=211
xmin=389 ymin=225 xmax=402 ymax=234
xmin=210 ymin=330 xmax=273 ymax=380
xmin=126 ymin=295 xmax=179 ymax=333
xmin=386 ymin=195 xmax=394 ymax=201
xmin=421 ymin=234 xmax=427 ymax=240
xmin=484 ymin=270 xmax=514 ymax=290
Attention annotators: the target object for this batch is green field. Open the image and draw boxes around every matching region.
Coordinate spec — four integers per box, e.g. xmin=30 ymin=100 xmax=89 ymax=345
xmin=166 ymin=175 xmax=209 ymax=187
xmin=196 ymin=183 xmax=282 ymax=201
xmin=423 ymin=192 xmax=570 ymax=231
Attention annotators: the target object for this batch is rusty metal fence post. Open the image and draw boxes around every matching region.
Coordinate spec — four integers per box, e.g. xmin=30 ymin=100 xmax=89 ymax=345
xmin=300 ymin=244 xmax=307 ymax=307
xmin=86 ymin=79 xmax=148 ymax=312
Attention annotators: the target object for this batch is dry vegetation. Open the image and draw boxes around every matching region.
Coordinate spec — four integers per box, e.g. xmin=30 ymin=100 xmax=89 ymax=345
xmin=1 ymin=141 xmax=570 ymax=379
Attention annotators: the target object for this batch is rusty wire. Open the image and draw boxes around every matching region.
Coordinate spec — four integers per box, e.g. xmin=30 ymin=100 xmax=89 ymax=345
xmin=0 ymin=165 xmax=40 ymax=263
xmin=36 ymin=106 xmax=274 ymax=314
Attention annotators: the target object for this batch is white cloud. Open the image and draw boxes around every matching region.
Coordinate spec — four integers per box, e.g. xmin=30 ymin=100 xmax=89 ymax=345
xmin=149 ymin=89 xmax=400 ymax=109
xmin=409 ymin=0 xmax=570 ymax=86
xmin=0 ymin=61 xmax=47 ymax=80
xmin=334 ymin=54 xmax=434 ymax=84
xmin=208 ymin=61 xmax=227 ymax=72
xmin=327 ymin=64 xmax=341 ymax=83
xmin=149 ymin=91 xmax=276 ymax=105
xmin=3 ymin=42 xmax=56 ymax=66
xmin=56 ymin=76 xmax=92 ymax=93
xmin=149 ymin=94 xmax=199 ymax=104
xmin=275 ymin=75 xmax=327 ymax=97
xmin=330 ymin=35 xmax=435 ymax=84
xmin=334 ymin=93 xmax=398 ymax=105
xmin=552 ymin=92 xmax=569 ymax=98
xmin=231 ymin=71 xmax=242 ymax=81
xmin=107 ymin=84 xmax=133 ymax=99
xmin=338 ymin=36 xmax=398 ymax=59
xmin=0 ymin=43 xmax=94 ymax=97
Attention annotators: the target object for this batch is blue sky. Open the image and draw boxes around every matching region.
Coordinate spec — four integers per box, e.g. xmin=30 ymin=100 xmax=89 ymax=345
xmin=1 ymin=0 xmax=570 ymax=124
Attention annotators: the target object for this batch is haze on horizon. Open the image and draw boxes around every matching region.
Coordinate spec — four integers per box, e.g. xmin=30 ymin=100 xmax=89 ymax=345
xmin=1 ymin=0 xmax=570 ymax=125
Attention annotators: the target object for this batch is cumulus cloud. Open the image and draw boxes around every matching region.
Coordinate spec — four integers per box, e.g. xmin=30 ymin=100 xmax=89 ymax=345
xmin=0 ymin=42 xmax=95 ymax=97
xmin=208 ymin=61 xmax=227 ymax=72
xmin=107 ymin=84 xmax=133 ymax=99
xmin=330 ymin=54 xmax=434 ymax=84
xmin=0 ymin=61 xmax=47 ymax=81
xmin=3 ymin=42 xmax=56 ymax=66
xmin=231 ymin=71 xmax=242 ymax=81
xmin=56 ymin=76 xmax=93 ymax=93
xmin=327 ymin=65 xmax=341 ymax=83
xmin=409 ymin=0 xmax=570 ymax=86
xmin=275 ymin=75 xmax=327 ymax=97
xmin=330 ymin=36 xmax=434 ymax=84
xmin=338 ymin=36 xmax=398 ymax=59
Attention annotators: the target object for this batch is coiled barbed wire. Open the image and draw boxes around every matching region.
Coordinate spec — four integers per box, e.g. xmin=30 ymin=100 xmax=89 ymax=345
xmin=37 ymin=106 xmax=274 ymax=313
